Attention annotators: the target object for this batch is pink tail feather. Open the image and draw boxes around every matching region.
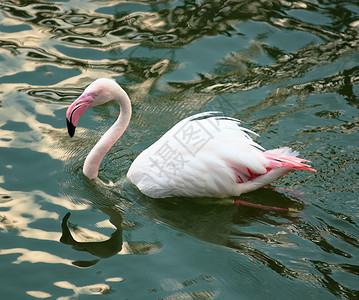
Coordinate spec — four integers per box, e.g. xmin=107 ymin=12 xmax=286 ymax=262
xmin=264 ymin=148 xmax=316 ymax=172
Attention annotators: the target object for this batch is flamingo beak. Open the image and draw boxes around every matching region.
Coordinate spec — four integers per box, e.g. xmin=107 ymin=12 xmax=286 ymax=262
xmin=66 ymin=118 xmax=76 ymax=138
xmin=66 ymin=93 xmax=94 ymax=137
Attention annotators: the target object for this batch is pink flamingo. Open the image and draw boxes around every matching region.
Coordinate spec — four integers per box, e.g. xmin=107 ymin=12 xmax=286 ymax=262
xmin=66 ymin=78 xmax=315 ymax=199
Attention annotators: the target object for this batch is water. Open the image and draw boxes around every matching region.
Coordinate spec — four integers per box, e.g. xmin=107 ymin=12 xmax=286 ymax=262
xmin=1 ymin=0 xmax=358 ymax=299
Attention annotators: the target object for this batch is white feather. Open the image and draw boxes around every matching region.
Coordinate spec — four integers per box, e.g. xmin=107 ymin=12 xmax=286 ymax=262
xmin=127 ymin=112 xmax=269 ymax=198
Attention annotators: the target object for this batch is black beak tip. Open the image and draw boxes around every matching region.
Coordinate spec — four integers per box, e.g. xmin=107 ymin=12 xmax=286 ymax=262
xmin=66 ymin=118 xmax=76 ymax=138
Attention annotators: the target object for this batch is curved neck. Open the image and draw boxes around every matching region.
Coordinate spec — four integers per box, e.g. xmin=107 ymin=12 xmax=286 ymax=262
xmin=83 ymin=87 xmax=132 ymax=179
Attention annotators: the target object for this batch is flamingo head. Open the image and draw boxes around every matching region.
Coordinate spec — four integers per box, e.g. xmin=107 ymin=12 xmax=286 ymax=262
xmin=66 ymin=78 xmax=120 ymax=137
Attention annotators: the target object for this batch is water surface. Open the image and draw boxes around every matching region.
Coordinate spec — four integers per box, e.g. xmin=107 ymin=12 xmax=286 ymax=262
xmin=0 ymin=1 xmax=358 ymax=299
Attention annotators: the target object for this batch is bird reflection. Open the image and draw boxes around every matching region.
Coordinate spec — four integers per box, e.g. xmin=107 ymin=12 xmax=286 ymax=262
xmin=59 ymin=177 xmax=166 ymax=267
xmin=60 ymin=212 xmax=123 ymax=267
xmin=133 ymin=185 xmax=305 ymax=247
xmin=60 ymin=204 xmax=163 ymax=268
xmin=135 ymin=186 xmax=307 ymax=280
xmin=60 ymin=165 xmax=305 ymax=273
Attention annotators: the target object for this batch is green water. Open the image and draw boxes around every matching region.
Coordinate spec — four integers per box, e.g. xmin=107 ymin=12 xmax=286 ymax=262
xmin=1 ymin=1 xmax=358 ymax=299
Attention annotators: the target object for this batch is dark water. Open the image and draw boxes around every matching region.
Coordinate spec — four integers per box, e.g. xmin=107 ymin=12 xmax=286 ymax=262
xmin=1 ymin=1 xmax=358 ymax=299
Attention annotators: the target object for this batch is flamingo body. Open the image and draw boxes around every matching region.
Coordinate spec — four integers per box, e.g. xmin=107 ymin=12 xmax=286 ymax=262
xmin=127 ymin=112 xmax=314 ymax=198
xmin=66 ymin=78 xmax=315 ymax=199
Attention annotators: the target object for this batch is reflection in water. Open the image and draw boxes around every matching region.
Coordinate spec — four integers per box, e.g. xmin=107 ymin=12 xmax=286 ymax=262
xmin=60 ymin=212 xmax=121 ymax=267
xmin=61 ymin=178 xmax=357 ymax=298
xmin=60 ymin=209 xmax=162 ymax=267
xmin=63 ymin=178 xmax=308 ymax=275
xmin=54 ymin=175 xmax=359 ymax=297
xmin=59 ymin=178 xmax=162 ymax=268
xmin=141 ymin=187 xmax=303 ymax=244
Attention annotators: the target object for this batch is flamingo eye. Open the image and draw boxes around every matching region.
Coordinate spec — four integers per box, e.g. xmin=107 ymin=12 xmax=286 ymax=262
xmin=94 ymin=91 xmax=99 ymax=96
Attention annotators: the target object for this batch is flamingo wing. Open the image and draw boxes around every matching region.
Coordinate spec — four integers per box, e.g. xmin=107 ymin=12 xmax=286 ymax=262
xmin=127 ymin=112 xmax=277 ymax=198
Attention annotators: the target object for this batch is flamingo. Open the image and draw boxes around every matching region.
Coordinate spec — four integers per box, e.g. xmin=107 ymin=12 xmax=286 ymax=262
xmin=66 ymin=78 xmax=315 ymax=199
